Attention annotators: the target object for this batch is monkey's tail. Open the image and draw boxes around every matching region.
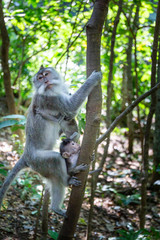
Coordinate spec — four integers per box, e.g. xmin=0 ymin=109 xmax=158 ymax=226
xmin=0 ymin=156 xmax=27 ymax=209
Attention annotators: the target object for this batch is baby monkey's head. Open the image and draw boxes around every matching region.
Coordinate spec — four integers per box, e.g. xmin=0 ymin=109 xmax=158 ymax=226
xmin=60 ymin=138 xmax=80 ymax=159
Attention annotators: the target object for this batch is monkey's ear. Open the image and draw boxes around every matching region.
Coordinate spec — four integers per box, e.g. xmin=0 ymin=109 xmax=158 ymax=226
xmin=40 ymin=65 xmax=44 ymax=70
xmin=62 ymin=152 xmax=71 ymax=159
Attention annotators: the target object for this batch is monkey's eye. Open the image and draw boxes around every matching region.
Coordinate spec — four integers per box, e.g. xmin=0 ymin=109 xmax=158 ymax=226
xmin=44 ymin=72 xmax=49 ymax=76
xmin=72 ymin=142 xmax=75 ymax=145
xmin=38 ymin=75 xmax=43 ymax=80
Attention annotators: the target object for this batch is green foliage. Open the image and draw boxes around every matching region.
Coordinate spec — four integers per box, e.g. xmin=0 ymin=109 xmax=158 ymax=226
xmin=0 ymin=0 xmax=159 ymax=239
xmin=1 ymin=0 xmax=90 ymax=103
xmin=77 ymin=112 xmax=86 ymax=134
xmin=16 ymin=171 xmax=42 ymax=202
xmin=48 ymin=230 xmax=58 ymax=240
xmin=117 ymin=228 xmax=160 ymax=240
xmin=11 ymin=134 xmax=24 ymax=155
xmin=0 ymin=164 xmax=8 ymax=177
xmin=0 ymin=115 xmax=26 ymax=130
xmin=0 ymin=0 xmax=156 ymax=128
xmin=116 ymin=193 xmax=141 ymax=206
xmin=78 ymin=217 xmax=87 ymax=225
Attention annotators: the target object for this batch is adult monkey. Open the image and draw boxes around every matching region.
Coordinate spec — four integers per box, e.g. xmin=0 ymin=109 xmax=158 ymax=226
xmin=0 ymin=66 xmax=102 ymax=217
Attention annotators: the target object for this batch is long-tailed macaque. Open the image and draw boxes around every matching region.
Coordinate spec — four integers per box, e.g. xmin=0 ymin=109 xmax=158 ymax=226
xmin=60 ymin=138 xmax=102 ymax=177
xmin=60 ymin=138 xmax=83 ymax=175
xmin=0 ymin=66 xmax=102 ymax=217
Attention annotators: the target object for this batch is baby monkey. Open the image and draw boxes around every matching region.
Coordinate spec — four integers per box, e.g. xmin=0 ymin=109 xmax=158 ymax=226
xmin=60 ymin=138 xmax=84 ymax=176
xmin=60 ymin=138 xmax=101 ymax=176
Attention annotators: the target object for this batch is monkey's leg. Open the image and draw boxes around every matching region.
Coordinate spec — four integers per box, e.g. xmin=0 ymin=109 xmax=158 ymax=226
xmin=47 ymin=178 xmax=67 ymax=217
xmin=0 ymin=156 xmax=27 ymax=209
xmin=30 ymin=151 xmax=70 ymax=217
xmin=31 ymin=150 xmax=69 ymax=185
xmin=30 ymin=151 xmax=82 ymax=217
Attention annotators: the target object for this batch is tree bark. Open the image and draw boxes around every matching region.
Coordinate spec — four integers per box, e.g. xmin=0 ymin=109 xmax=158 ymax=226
xmin=87 ymin=1 xmax=122 ymax=238
xmin=152 ymin=36 xmax=160 ymax=184
xmin=127 ymin=35 xmax=134 ymax=153
xmin=41 ymin=188 xmax=50 ymax=239
xmin=58 ymin=1 xmax=109 ymax=239
xmin=134 ymin=7 xmax=144 ymax=156
xmin=0 ymin=0 xmax=17 ymax=114
xmin=140 ymin=0 xmax=160 ymax=229
xmin=121 ymin=65 xmax=128 ymax=112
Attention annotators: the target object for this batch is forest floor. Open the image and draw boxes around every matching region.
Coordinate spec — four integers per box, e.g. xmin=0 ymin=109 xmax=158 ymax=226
xmin=0 ymin=129 xmax=160 ymax=240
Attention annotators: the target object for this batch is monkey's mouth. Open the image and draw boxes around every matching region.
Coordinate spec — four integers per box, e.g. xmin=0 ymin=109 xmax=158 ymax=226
xmin=45 ymin=84 xmax=54 ymax=90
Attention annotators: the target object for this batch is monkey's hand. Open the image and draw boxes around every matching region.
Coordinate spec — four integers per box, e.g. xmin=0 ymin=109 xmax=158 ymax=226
xmin=88 ymin=70 xmax=102 ymax=85
xmin=35 ymin=107 xmax=47 ymax=118
xmin=68 ymin=176 xmax=81 ymax=186
xmin=35 ymin=107 xmax=41 ymax=115
xmin=69 ymin=132 xmax=80 ymax=142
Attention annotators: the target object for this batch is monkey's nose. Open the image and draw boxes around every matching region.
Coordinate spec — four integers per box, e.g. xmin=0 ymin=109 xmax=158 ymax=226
xmin=44 ymin=78 xmax=49 ymax=83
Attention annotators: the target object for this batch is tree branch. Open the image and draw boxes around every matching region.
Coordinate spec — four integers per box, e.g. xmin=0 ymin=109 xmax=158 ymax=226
xmin=96 ymin=81 xmax=160 ymax=146
xmin=55 ymin=23 xmax=87 ymax=67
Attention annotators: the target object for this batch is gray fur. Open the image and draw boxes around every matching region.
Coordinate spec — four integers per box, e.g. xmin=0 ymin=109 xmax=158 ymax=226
xmin=0 ymin=67 xmax=102 ymax=217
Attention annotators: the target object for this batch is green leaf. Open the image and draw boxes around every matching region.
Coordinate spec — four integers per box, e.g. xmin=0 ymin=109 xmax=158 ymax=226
xmin=0 ymin=115 xmax=26 ymax=129
xmin=0 ymin=120 xmax=19 ymax=129
xmin=48 ymin=230 xmax=58 ymax=240
xmin=3 ymin=115 xmax=26 ymax=120
xmin=78 ymin=218 xmax=87 ymax=225
xmin=0 ymin=168 xmax=8 ymax=176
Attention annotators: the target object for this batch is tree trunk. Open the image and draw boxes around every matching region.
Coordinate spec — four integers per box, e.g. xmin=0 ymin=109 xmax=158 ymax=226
xmin=126 ymin=35 xmax=134 ymax=153
xmin=41 ymin=188 xmax=50 ymax=239
xmin=87 ymin=1 xmax=122 ymax=238
xmin=0 ymin=0 xmax=17 ymax=114
xmin=126 ymin=4 xmax=140 ymax=154
xmin=121 ymin=65 xmax=128 ymax=112
xmin=58 ymin=1 xmax=109 ymax=239
xmin=140 ymin=0 xmax=160 ymax=228
xmin=134 ymin=6 xmax=143 ymax=156
xmin=152 ymin=36 xmax=160 ymax=184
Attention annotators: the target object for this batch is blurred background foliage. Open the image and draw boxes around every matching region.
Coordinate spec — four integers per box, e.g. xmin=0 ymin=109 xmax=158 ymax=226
xmin=0 ymin=0 xmax=156 ymax=122
xmin=0 ymin=0 xmax=160 ymax=238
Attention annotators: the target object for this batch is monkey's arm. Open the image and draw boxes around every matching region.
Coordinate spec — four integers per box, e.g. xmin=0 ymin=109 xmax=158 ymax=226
xmin=62 ymin=71 xmax=102 ymax=113
xmin=36 ymin=108 xmax=63 ymax=122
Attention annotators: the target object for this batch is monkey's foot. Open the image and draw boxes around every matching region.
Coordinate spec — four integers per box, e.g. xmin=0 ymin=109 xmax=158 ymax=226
xmin=52 ymin=207 xmax=67 ymax=218
xmin=68 ymin=176 xmax=81 ymax=186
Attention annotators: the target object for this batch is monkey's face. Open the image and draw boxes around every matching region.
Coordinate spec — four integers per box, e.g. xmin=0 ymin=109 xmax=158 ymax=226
xmin=65 ymin=141 xmax=81 ymax=155
xmin=33 ymin=67 xmax=62 ymax=95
